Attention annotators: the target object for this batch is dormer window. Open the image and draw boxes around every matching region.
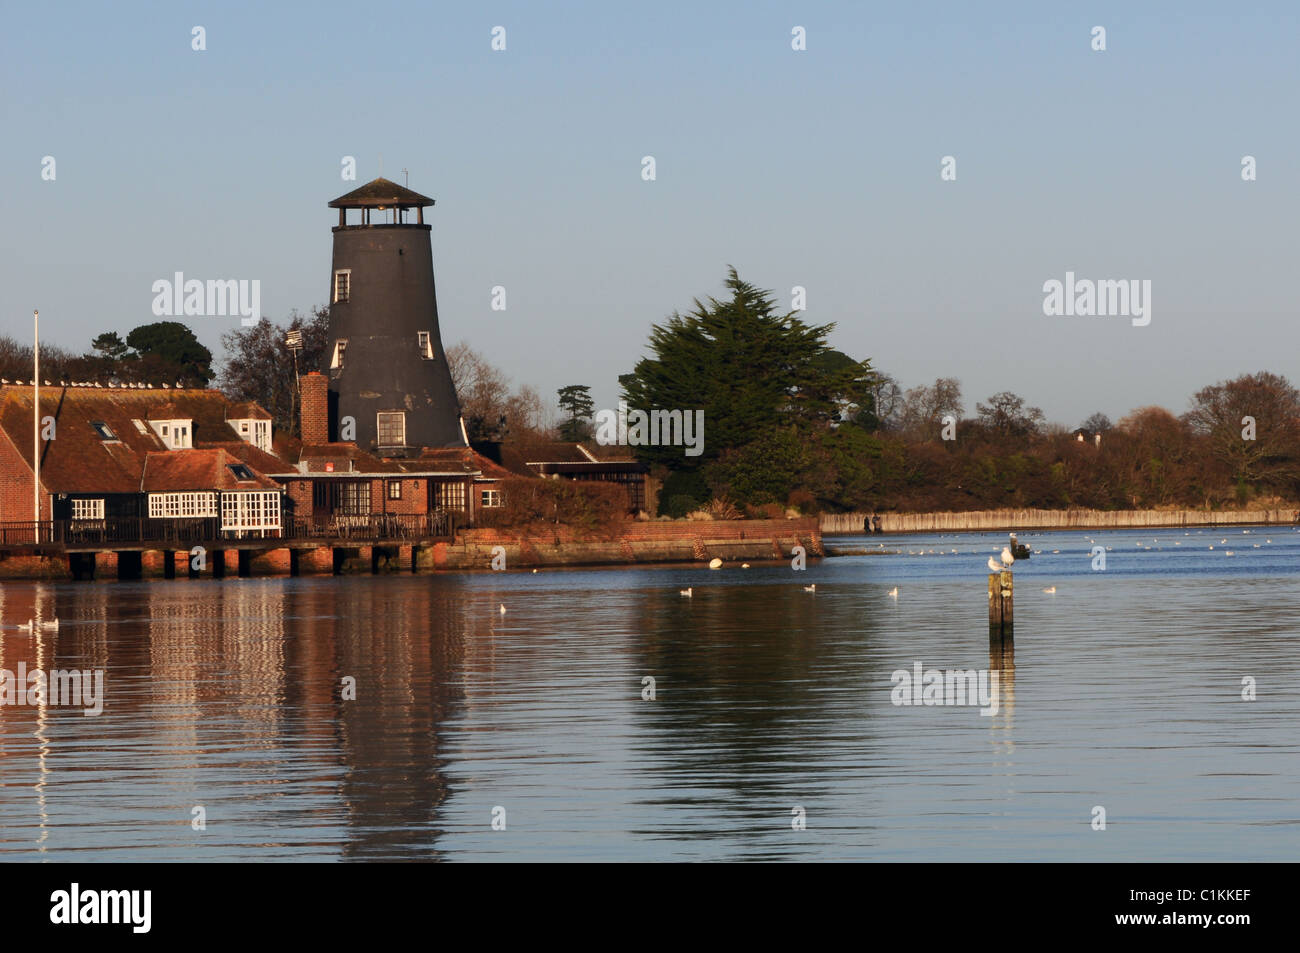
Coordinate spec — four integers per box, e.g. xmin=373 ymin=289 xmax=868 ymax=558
xmin=91 ymin=421 xmax=116 ymax=440
xmin=149 ymin=418 xmax=192 ymax=449
xmin=331 ymin=339 xmax=348 ymax=369
xmin=418 ymin=331 xmax=434 ymax=359
xmin=333 ymin=269 xmax=351 ymax=303
xmin=228 ymin=417 xmax=271 ymax=452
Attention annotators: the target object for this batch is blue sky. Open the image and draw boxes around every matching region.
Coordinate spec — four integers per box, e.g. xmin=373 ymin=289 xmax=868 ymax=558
xmin=2 ymin=1 xmax=1296 ymax=427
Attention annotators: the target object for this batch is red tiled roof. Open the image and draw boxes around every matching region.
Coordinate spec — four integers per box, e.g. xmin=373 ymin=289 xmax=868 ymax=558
xmin=141 ymin=449 xmax=280 ymax=492
xmin=299 ymin=442 xmax=405 ymax=473
xmin=495 ymin=447 xmax=538 ymax=477
xmin=145 ymin=402 xmax=183 ymax=420
xmin=0 ymin=385 xmax=286 ymax=494
xmin=226 ymin=402 xmax=273 ymax=420
xmin=198 ymin=441 xmax=294 ymax=476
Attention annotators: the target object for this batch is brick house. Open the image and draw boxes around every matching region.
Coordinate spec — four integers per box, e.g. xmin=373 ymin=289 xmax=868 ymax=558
xmin=0 ymin=384 xmax=286 ymax=528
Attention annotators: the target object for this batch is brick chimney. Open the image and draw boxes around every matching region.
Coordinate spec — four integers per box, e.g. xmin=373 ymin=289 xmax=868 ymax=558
xmin=300 ymin=372 xmax=328 ymax=445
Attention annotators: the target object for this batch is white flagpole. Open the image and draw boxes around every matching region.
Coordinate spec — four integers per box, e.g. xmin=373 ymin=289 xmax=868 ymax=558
xmin=33 ymin=310 xmax=40 ymax=529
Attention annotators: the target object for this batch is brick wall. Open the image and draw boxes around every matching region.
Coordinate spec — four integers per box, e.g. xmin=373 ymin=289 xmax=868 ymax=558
xmin=284 ymin=479 xmax=313 ymax=516
xmin=300 ymin=372 xmax=328 ymax=444
xmin=0 ymin=429 xmax=50 ymax=522
xmin=373 ymin=478 xmax=426 ymax=515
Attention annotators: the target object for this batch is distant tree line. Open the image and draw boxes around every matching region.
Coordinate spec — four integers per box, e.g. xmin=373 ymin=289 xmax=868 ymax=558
xmin=616 ymin=269 xmax=1300 ymax=516
xmin=0 ymin=321 xmax=213 ymax=388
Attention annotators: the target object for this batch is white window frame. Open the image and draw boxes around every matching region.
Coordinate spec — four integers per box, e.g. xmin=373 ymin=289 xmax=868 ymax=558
xmin=333 ymin=269 xmax=351 ymax=303
xmin=229 ymin=419 xmax=271 ymax=451
xmin=481 ymin=488 xmax=502 ymax=508
xmin=148 ymin=492 xmax=219 ymax=519
xmin=71 ymin=498 xmax=105 ymax=520
xmin=220 ymin=491 xmax=282 ymax=532
xmin=331 ymin=339 xmax=348 ymax=369
xmin=418 ymin=331 xmax=434 ymax=359
xmin=376 ymin=411 xmax=405 ymax=447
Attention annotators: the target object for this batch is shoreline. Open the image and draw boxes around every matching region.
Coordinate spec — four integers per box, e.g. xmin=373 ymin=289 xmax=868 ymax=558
xmin=0 ymin=517 xmax=824 ymax=581
xmin=820 ymin=507 xmax=1300 ymax=535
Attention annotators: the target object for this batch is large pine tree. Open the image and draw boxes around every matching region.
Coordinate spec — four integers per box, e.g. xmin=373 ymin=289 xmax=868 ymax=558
xmin=620 ymin=268 xmax=874 ymax=478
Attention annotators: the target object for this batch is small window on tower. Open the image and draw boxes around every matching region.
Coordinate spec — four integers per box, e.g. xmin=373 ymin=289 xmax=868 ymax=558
xmin=333 ymin=269 xmax=351 ymax=303
xmin=418 ymin=331 xmax=434 ymax=359
xmin=376 ymin=412 xmax=405 ymax=447
xmin=331 ymin=339 xmax=348 ymax=369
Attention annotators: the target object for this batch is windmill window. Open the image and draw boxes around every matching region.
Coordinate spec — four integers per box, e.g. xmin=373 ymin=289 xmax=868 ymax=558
xmin=377 ymin=412 xmax=405 ymax=447
xmin=333 ymin=269 xmax=351 ymax=303
xmin=418 ymin=331 xmax=434 ymax=359
xmin=331 ymin=339 xmax=348 ymax=369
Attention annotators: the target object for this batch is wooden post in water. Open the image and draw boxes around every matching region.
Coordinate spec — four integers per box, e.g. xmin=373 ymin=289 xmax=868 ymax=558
xmin=988 ymin=570 xmax=1013 ymax=638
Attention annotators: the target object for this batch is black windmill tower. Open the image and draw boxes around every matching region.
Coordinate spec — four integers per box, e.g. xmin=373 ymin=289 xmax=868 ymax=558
xmin=325 ymin=177 xmax=466 ymax=454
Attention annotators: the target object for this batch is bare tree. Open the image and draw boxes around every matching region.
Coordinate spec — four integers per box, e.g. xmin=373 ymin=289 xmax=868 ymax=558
xmin=1184 ymin=371 xmax=1300 ymax=488
xmin=897 ymin=377 xmax=963 ymax=438
xmin=1081 ymin=412 xmax=1113 ymax=434
xmin=976 ymin=391 xmax=1044 ymax=438
xmin=219 ymin=307 xmax=329 ymax=435
xmin=446 ymin=341 xmax=554 ymax=441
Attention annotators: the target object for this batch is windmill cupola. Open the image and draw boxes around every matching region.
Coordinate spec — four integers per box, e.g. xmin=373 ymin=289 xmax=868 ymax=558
xmin=324 ymin=176 xmax=466 ymax=453
xmin=328 ymin=176 xmax=434 ymax=228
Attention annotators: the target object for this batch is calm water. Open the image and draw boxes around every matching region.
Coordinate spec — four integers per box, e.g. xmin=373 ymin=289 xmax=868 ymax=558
xmin=1 ymin=525 xmax=1297 ymax=861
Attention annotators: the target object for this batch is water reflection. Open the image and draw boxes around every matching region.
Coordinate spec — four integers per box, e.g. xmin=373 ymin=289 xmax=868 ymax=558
xmin=0 ymin=526 xmax=1297 ymax=861
xmin=0 ymin=578 xmax=473 ymax=860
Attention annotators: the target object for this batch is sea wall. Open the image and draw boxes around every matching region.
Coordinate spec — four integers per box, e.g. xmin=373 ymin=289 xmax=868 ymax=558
xmin=821 ymin=508 xmax=1298 ymax=535
xmin=0 ymin=518 xmax=824 ymax=579
xmin=422 ymin=518 xmax=823 ymax=570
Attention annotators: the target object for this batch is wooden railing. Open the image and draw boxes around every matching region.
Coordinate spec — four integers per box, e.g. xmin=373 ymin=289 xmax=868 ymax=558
xmin=0 ymin=512 xmax=460 ymax=548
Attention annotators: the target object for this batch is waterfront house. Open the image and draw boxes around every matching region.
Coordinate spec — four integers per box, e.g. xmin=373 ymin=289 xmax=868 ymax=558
xmin=0 ymin=384 xmax=286 ymax=526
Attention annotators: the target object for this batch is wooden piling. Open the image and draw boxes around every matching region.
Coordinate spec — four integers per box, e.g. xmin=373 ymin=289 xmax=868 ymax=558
xmin=988 ymin=570 xmax=1013 ymax=638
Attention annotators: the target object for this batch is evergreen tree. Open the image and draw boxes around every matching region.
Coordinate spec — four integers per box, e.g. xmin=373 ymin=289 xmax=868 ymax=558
xmin=620 ymin=267 xmax=873 ymax=479
xmin=556 ymin=384 xmax=595 ymax=442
